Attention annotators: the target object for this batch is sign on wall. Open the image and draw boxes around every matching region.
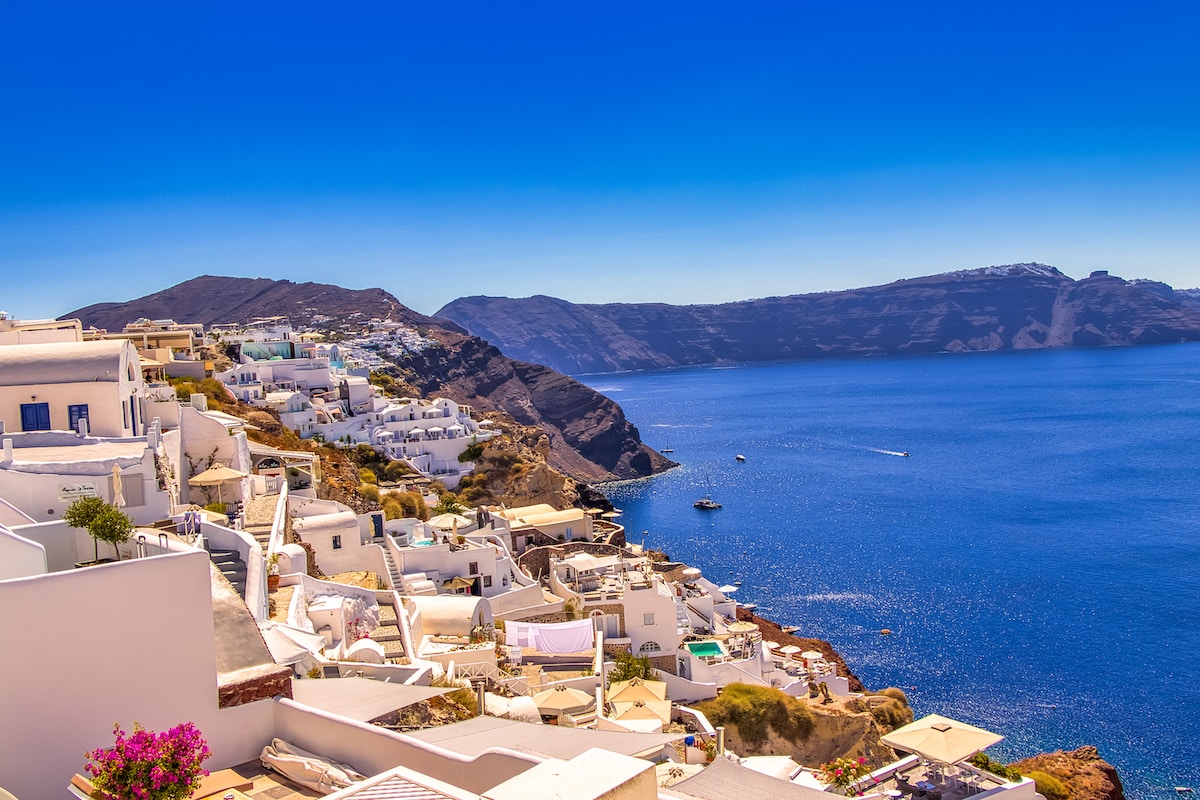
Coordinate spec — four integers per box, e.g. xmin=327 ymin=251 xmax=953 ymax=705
xmin=58 ymin=483 xmax=99 ymax=501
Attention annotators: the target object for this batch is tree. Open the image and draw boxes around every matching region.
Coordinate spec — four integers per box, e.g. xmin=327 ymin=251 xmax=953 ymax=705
xmin=433 ymin=493 xmax=467 ymax=515
xmin=64 ymin=497 xmax=134 ymax=562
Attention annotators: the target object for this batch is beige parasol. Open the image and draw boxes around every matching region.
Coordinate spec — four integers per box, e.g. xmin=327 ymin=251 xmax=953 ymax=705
xmin=880 ymin=714 xmax=1004 ymax=764
xmin=110 ymin=464 xmax=125 ymax=508
xmin=531 ymin=684 xmax=595 ymax=716
xmin=187 ymin=464 xmax=248 ymax=504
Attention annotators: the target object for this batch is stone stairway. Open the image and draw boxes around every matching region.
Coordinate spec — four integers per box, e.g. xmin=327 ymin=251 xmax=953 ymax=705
xmin=371 ymin=595 xmax=406 ymax=663
xmin=209 ymin=548 xmax=247 ymax=598
xmin=380 ymin=544 xmax=403 ymax=591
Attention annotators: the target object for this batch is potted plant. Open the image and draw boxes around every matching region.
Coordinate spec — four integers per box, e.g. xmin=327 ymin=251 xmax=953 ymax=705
xmin=819 ymin=756 xmax=873 ymax=795
xmin=84 ymin=721 xmax=211 ymax=800
xmin=65 ymin=496 xmax=134 ymax=566
xmin=266 ymin=553 xmax=281 ymax=591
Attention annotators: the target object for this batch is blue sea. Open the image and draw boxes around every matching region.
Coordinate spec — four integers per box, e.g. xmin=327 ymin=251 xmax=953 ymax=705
xmin=581 ymin=344 xmax=1200 ymax=800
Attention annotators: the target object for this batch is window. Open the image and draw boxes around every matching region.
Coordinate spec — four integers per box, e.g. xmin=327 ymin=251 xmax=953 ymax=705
xmin=122 ymin=400 xmax=129 ymax=430
xmin=643 ymin=613 xmax=655 ymax=626
xmin=483 ymin=576 xmax=493 ymax=588
xmin=468 ymin=561 xmax=478 ymax=575
xmin=20 ymin=402 xmax=51 ymax=432
xmin=68 ymin=404 xmax=90 ymax=432
xmin=639 ymin=641 xmax=661 ymax=654
xmin=332 ymin=535 xmax=342 ymax=550
xmin=565 ymin=527 xmax=573 ymax=538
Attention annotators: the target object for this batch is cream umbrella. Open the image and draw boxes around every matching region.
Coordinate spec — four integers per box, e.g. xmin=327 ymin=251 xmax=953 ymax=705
xmin=110 ymin=464 xmax=125 ymax=508
xmin=880 ymin=714 xmax=1004 ymax=765
xmin=187 ymin=464 xmax=248 ymax=504
xmin=779 ymin=644 xmax=802 ymax=655
xmin=531 ymin=685 xmax=595 ymax=716
xmin=608 ymin=677 xmax=668 ymax=704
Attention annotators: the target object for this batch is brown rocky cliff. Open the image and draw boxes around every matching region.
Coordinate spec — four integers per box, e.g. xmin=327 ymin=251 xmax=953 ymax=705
xmin=1011 ymin=746 xmax=1125 ymax=800
xmin=437 ymin=265 xmax=1200 ymax=374
xmin=393 ymin=330 xmax=675 ymax=482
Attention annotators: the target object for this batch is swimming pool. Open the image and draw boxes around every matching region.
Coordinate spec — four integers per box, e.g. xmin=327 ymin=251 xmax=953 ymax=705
xmin=686 ymin=640 xmax=724 ymax=658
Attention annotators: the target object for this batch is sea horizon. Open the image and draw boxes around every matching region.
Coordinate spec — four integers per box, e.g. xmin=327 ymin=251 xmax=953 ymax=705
xmin=585 ymin=342 xmax=1200 ymax=800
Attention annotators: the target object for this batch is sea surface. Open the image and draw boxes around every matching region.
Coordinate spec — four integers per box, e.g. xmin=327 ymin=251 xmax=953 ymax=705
xmin=581 ymin=343 xmax=1200 ymax=800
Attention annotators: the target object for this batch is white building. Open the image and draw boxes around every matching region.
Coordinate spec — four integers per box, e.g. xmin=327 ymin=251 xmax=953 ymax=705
xmin=0 ymin=339 xmax=148 ymax=437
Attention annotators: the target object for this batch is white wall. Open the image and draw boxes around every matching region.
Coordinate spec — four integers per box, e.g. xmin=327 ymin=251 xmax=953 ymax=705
xmin=0 ymin=551 xmax=227 ymax=800
xmin=0 ymin=523 xmax=47 ymax=578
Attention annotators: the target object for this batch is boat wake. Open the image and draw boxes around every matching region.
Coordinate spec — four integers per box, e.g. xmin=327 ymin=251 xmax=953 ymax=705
xmin=868 ymin=448 xmax=910 ymax=457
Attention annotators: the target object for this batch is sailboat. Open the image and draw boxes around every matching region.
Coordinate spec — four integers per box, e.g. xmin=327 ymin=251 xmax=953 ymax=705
xmin=661 ymin=433 xmax=673 ymax=454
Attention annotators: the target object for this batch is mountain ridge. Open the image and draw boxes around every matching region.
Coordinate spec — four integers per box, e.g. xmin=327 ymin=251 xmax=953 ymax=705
xmin=62 ymin=276 xmax=670 ymax=483
xmin=436 ymin=264 xmax=1200 ymax=374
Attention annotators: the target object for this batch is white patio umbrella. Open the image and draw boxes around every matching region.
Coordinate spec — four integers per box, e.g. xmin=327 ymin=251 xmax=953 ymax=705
xmin=779 ymin=644 xmax=802 ymax=655
xmin=881 ymin=714 xmax=1004 ymax=765
xmin=110 ymin=464 xmax=125 ymax=508
xmin=188 ymin=464 xmax=248 ymax=504
xmin=717 ymin=584 xmax=739 ymax=593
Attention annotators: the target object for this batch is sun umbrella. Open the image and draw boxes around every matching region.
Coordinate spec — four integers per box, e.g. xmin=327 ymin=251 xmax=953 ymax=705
xmin=717 ymin=584 xmax=739 ymax=593
xmin=801 ymin=650 xmax=825 ymax=661
xmin=428 ymin=513 xmax=471 ymax=530
xmin=187 ymin=464 xmax=248 ymax=504
xmin=881 ymin=714 xmax=1004 ymax=765
xmin=779 ymin=644 xmax=802 ymax=655
xmin=608 ymin=677 xmax=668 ymax=704
xmin=726 ymin=621 xmax=759 ymax=634
xmin=110 ymin=464 xmax=125 ymax=508
xmin=531 ymin=684 xmax=595 ymax=716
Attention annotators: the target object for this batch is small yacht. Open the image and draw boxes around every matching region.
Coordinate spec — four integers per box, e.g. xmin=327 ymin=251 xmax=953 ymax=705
xmin=735 ymin=454 xmax=746 ymax=462
xmin=693 ymin=496 xmax=722 ymax=510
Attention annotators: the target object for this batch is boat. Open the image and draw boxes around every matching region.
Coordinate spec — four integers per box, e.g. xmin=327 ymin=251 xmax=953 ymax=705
xmin=781 ymin=625 xmax=800 ymax=634
xmin=661 ymin=433 xmax=673 ymax=453
xmin=901 ymin=452 xmax=910 ymax=457
xmin=693 ymin=496 xmax=722 ymax=510
xmin=735 ymin=454 xmax=746 ymax=462
xmin=741 ymin=602 xmax=758 ymax=611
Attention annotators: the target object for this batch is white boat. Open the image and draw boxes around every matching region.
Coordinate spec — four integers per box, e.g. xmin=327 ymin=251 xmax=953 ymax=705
xmin=735 ymin=454 xmax=746 ymax=462
xmin=693 ymin=496 xmax=722 ymax=510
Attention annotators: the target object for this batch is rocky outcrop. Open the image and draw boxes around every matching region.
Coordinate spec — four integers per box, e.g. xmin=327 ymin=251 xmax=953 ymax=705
xmin=437 ymin=265 xmax=1200 ymax=374
xmin=63 ymin=276 xmax=673 ymax=483
xmin=1011 ymin=746 xmax=1125 ymax=800
xmin=392 ymin=329 xmax=674 ymax=482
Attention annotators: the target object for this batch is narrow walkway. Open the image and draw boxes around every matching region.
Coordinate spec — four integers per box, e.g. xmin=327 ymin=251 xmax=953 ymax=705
xmin=243 ymin=494 xmax=281 ymax=553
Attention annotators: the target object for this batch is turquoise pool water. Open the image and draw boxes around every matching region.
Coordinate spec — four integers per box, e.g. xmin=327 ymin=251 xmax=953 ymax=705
xmin=686 ymin=640 xmax=724 ymax=658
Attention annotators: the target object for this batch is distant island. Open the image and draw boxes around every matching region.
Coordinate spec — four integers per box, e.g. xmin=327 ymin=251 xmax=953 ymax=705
xmin=436 ymin=264 xmax=1200 ymax=375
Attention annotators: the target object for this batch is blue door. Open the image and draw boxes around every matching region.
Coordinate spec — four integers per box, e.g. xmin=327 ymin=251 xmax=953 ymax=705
xmin=20 ymin=402 xmax=51 ymax=431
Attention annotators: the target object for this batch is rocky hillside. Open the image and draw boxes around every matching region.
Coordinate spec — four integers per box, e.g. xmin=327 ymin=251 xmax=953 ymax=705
xmin=69 ymin=275 xmax=432 ymax=333
xmin=437 ymin=265 xmax=1200 ymax=374
xmin=1011 ymin=746 xmax=1125 ymax=800
xmin=63 ymin=276 xmax=672 ymax=483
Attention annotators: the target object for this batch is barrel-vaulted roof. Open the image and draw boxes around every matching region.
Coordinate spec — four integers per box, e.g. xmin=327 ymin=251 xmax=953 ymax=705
xmin=0 ymin=340 xmax=131 ymax=386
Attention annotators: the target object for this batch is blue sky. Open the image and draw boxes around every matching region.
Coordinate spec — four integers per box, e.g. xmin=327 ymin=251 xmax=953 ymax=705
xmin=3 ymin=2 xmax=1199 ymax=320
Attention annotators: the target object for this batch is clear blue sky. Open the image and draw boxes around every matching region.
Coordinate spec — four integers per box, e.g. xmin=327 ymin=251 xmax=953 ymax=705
xmin=3 ymin=2 xmax=1199 ymax=320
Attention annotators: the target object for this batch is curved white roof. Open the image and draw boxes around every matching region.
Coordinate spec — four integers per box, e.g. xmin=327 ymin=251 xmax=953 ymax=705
xmin=0 ymin=340 xmax=131 ymax=386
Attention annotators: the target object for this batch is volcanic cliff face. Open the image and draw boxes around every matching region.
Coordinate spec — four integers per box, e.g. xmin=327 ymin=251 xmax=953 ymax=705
xmin=437 ymin=265 xmax=1200 ymax=374
xmin=1011 ymin=746 xmax=1125 ymax=800
xmin=63 ymin=276 xmax=671 ymax=483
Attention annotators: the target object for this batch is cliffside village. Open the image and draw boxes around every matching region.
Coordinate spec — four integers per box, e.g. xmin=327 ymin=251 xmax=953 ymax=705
xmin=0 ymin=314 xmax=1039 ymax=800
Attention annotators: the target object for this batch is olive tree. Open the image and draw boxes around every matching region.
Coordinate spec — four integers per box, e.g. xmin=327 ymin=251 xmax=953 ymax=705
xmin=64 ymin=496 xmax=134 ymax=563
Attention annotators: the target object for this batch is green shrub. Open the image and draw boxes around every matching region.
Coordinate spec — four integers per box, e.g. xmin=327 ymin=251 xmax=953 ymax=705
xmin=357 ymin=484 xmax=380 ymax=502
xmin=607 ymin=652 xmax=655 ymax=684
xmin=1027 ymin=771 xmax=1067 ymax=800
xmin=866 ymin=688 xmax=912 ymax=730
xmin=358 ymin=468 xmax=378 ymax=484
xmin=458 ymin=443 xmax=485 ymax=462
xmin=968 ymin=753 xmax=1022 ymax=782
xmin=695 ymin=683 xmax=814 ymax=747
